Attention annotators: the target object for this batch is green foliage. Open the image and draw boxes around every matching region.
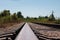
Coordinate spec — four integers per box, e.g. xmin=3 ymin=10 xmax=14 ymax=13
xmin=26 ymin=16 xmax=30 ymax=19
xmin=17 ymin=11 xmax=24 ymax=18
xmin=48 ymin=11 xmax=55 ymax=21
xmin=55 ymin=19 xmax=60 ymax=24
xmin=1 ymin=10 xmax=10 ymax=17
xmin=45 ymin=16 xmax=48 ymax=18
xmin=0 ymin=9 xmax=60 ymax=27
xmin=0 ymin=10 xmax=24 ymax=25
xmin=12 ymin=13 xmax=18 ymax=20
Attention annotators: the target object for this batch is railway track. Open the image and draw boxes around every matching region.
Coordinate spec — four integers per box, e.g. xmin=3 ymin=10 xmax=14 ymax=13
xmin=15 ymin=23 xmax=38 ymax=40
xmin=0 ymin=22 xmax=25 ymax=40
xmin=0 ymin=22 xmax=60 ymax=40
xmin=28 ymin=23 xmax=60 ymax=40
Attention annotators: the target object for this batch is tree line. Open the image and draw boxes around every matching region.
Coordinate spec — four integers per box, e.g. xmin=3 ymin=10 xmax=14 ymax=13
xmin=0 ymin=10 xmax=60 ymax=27
xmin=25 ymin=11 xmax=60 ymax=24
xmin=0 ymin=10 xmax=24 ymax=27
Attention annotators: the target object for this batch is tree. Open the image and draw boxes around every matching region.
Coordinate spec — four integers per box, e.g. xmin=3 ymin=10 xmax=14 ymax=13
xmin=1 ymin=10 xmax=10 ymax=17
xmin=45 ymin=16 xmax=48 ymax=18
xmin=17 ymin=11 xmax=24 ymax=18
xmin=12 ymin=13 xmax=18 ymax=20
xmin=38 ymin=16 xmax=41 ymax=19
xmin=0 ymin=13 xmax=2 ymax=17
xmin=48 ymin=10 xmax=55 ymax=21
xmin=26 ymin=16 xmax=30 ymax=19
xmin=34 ymin=17 xmax=37 ymax=20
xmin=55 ymin=18 xmax=60 ymax=24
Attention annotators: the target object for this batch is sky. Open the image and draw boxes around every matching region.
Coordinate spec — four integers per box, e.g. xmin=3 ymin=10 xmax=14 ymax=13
xmin=0 ymin=0 xmax=60 ymax=18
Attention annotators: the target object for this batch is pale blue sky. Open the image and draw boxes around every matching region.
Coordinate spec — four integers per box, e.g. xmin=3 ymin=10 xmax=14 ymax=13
xmin=0 ymin=0 xmax=60 ymax=18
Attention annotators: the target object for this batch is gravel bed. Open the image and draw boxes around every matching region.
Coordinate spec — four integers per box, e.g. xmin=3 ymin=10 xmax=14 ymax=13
xmin=0 ymin=22 xmax=24 ymax=35
xmin=28 ymin=23 xmax=60 ymax=39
